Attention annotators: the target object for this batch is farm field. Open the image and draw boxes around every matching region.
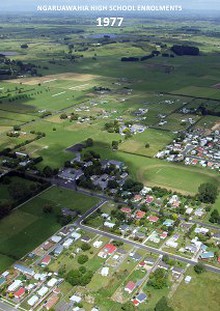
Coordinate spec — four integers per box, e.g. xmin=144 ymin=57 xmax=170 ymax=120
xmin=0 ymin=186 xmax=99 ymax=272
xmin=0 ymin=176 xmax=39 ymax=203
xmin=0 ymin=15 xmax=219 ymax=311
xmin=171 ymin=267 xmax=220 ymax=311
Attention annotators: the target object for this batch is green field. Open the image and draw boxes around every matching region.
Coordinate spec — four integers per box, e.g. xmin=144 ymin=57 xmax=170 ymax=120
xmin=0 ymin=186 xmax=99 ymax=272
xmin=119 ymin=128 xmax=174 ymax=157
xmin=0 ymin=176 xmax=38 ymax=203
xmin=83 ymin=144 xmax=220 ymax=195
xmin=171 ymin=268 xmax=220 ymax=311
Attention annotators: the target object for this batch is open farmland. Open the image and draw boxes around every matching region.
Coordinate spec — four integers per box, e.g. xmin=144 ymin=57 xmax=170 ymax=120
xmin=0 ymin=14 xmax=219 ymax=311
xmin=0 ymin=186 xmax=99 ymax=272
xmin=171 ymin=267 xmax=220 ymax=311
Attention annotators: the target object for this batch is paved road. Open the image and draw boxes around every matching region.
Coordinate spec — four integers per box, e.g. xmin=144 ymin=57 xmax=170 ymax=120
xmin=55 ymin=180 xmax=220 ymax=231
xmin=79 ymin=222 xmax=220 ymax=274
xmin=76 ymin=200 xmax=220 ymax=274
xmin=0 ymin=301 xmax=18 ymax=311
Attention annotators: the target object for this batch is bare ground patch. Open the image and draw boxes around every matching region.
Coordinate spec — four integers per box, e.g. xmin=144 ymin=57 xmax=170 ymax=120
xmin=212 ymin=82 xmax=220 ymax=89
xmin=6 ymin=72 xmax=100 ymax=85
xmin=211 ymin=121 xmax=220 ymax=131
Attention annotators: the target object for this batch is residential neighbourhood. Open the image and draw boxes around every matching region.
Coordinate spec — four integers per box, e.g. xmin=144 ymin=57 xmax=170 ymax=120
xmin=156 ymin=129 xmax=220 ymax=171
xmin=1 ymin=179 xmax=219 ymax=311
xmin=0 ymin=6 xmax=220 ymax=311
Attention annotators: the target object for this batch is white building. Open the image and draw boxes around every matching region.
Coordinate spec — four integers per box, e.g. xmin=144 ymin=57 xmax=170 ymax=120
xmin=63 ymin=238 xmax=74 ymax=248
xmin=28 ymin=295 xmax=39 ymax=307
xmin=47 ymin=278 xmax=57 ymax=287
xmin=37 ymin=286 xmax=49 ymax=297
xmin=104 ymin=221 xmax=115 ymax=229
xmin=51 ymin=235 xmax=62 ymax=243
xmin=93 ymin=240 xmax=103 ymax=248
xmin=71 ymin=232 xmax=81 ymax=240
xmin=8 ymin=280 xmax=22 ymax=292
xmin=70 ymin=295 xmax=82 ymax=303
xmin=101 ymin=267 xmax=109 ymax=277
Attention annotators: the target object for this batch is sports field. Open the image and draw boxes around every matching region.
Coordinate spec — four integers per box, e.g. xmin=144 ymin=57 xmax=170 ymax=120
xmin=83 ymin=145 xmax=220 ymax=195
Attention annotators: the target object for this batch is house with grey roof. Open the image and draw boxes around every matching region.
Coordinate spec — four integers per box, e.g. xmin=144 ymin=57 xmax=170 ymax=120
xmin=14 ymin=264 xmax=34 ymax=276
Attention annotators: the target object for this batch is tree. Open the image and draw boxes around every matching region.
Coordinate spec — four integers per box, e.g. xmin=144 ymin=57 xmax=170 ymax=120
xmin=0 ymin=203 xmax=11 ymax=219
xmin=121 ymin=301 xmax=135 ymax=311
xmin=43 ymin=204 xmax=53 ymax=214
xmin=155 ymin=296 xmax=174 ymax=311
xmin=148 ymin=268 xmax=168 ymax=289
xmin=66 ymin=268 xmax=93 ymax=286
xmin=81 ymin=242 xmax=91 ymax=251
xmin=60 ymin=113 xmax=67 ymax=119
xmin=112 ymin=140 xmax=119 ymax=150
xmin=13 ymin=125 xmax=21 ymax=131
xmin=77 ymin=254 xmax=88 ymax=264
xmin=209 ymin=209 xmax=220 ymax=224
xmin=198 ymin=183 xmax=218 ymax=204
xmin=43 ymin=166 xmax=54 ymax=177
xmin=79 ymin=266 xmax=87 ymax=274
xmin=85 ymin=138 xmax=94 ymax=147
xmin=107 ymin=180 xmax=118 ymax=189
xmin=145 ymin=143 xmax=150 ymax=148
xmin=21 ymin=43 xmax=28 ymax=49
xmin=194 ymin=263 xmax=206 ymax=274
xmin=8 ymin=182 xmax=29 ymax=200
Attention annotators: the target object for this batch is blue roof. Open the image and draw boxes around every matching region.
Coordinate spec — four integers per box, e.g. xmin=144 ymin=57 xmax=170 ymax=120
xmin=136 ymin=292 xmax=147 ymax=302
xmin=163 ymin=219 xmax=174 ymax=226
xmin=54 ymin=245 xmax=64 ymax=254
xmin=14 ymin=264 xmax=34 ymax=275
xmin=201 ymin=244 xmax=208 ymax=251
xmin=200 ymin=251 xmax=214 ymax=259
xmin=0 ymin=277 xmax=6 ymax=285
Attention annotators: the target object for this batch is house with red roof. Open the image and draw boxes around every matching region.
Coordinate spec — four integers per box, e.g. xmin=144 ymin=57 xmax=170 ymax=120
xmin=124 ymin=281 xmax=136 ymax=294
xmin=138 ymin=261 xmax=145 ymax=268
xmin=145 ymin=195 xmax=154 ymax=204
xmin=192 ymin=159 xmax=198 ymax=165
xmin=104 ymin=244 xmax=117 ymax=254
xmin=45 ymin=294 xmax=59 ymax=310
xmin=41 ymin=255 xmax=51 ymax=266
xmin=133 ymin=194 xmax=142 ymax=202
xmin=121 ymin=207 xmax=132 ymax=214
xmin=160 ymin=232 xmax=168 ymax=239
xmin=14 ymin=287 xmax=25 ymax=299
xmin=148 ymin=215 xmax=159 ymax=223
xmin=98 ymin=243 xmax=117 ymax=259
xmin=133 ymin=299 xmax=139 ymax=306
xmin=135 ymin=210 xmax=146 ymax=219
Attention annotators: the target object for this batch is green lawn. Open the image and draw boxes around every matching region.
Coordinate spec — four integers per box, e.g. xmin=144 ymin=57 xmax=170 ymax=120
xmin=0 ymin=186 xmax=99 ymax=272
xmin=141 ymin=164 xmax=219 ymax=194
xmin=119 ymin=129 xmax=174 ymax=157
xmin=171 ymin=268 xmax=220 ymax=311
xmin=84 ymin=144 xmax=220 ymax=195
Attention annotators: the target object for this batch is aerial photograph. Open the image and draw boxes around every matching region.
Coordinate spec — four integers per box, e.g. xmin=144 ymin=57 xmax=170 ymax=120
xmin=0 ymin=0 xmax=219 ymax=310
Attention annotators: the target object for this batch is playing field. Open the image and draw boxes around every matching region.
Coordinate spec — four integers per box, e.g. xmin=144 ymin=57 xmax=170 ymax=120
xmin=0 ymin=186 xmax=99 ymax=272
xmin=83 ymin=145 xmax=220 ymax=195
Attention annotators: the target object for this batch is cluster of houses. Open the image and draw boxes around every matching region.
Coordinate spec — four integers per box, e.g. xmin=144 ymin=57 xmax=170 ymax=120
xmin=0 ymin=263 xmax=62 ymax=310
xmin=58 ymin=158 xmax=129 ymax=191
xmin=0 ymin=225 xmax=95 ymax=310
xmin=156 ymin=129 xmax=220 ymax=171
xmin=119 ymin=123 xmax=146 ymax=136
